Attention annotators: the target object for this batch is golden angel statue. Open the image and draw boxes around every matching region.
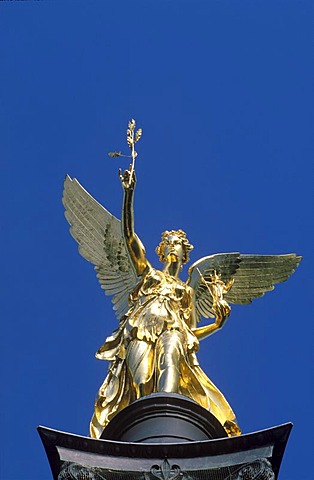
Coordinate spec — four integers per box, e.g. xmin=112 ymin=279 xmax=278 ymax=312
xmin=62 ymin=120 xmax=301 ymax=440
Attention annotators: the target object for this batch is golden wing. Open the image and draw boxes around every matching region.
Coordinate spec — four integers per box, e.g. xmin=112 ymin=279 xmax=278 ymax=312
xmin=188 ymin=253 xmax=302 ymax=319
xmin=62 ymin=175 xmax=139 ymax=319
xmin=225 ymin=254 xmax=302 ymax=305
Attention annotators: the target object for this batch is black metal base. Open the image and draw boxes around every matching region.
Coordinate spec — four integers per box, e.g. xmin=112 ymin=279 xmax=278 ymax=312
xmin=38 ymin=394 xmax=292 ymax=480
xmin=101 ymin=393 xmax=228 ymax=442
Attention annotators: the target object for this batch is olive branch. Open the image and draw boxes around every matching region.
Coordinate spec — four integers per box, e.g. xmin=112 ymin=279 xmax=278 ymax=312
xmin=108 ymin=118 xmax=142 ymax=186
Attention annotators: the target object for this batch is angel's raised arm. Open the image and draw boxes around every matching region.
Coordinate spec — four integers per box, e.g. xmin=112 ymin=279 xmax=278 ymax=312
xmin=119 ymin=167 xmax=148 ymax=276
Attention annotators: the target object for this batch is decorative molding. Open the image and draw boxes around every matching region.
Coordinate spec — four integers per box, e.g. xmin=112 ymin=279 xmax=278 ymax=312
xmin=58 ymin=462 xmax=107 ymax=480
xmin=57 ymin=458 xmax=275 ymax=480
xmin=234 ymin=459 xmax=275 ymax=480
xmin=150 ymin=458 xmax=182 ymax=480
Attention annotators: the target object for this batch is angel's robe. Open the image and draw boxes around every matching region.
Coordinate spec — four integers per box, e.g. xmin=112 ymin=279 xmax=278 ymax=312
xmin=90 ymin=266 xmax=241 ymax=439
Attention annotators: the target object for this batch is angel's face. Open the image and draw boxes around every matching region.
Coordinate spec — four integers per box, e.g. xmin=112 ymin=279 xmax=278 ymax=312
xmin=161 ymin=234 xmax=185 ymax=264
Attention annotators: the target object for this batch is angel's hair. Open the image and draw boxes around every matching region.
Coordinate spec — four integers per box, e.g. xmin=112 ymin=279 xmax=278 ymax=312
xmin=156 ymin=229 xmax=194 ymax=264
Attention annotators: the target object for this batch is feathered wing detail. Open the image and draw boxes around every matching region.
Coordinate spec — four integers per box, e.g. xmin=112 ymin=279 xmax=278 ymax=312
xmin=188 ymin=253 xmax=302 ymax=318
xmin=62 ymin=175 xmax=139 ymax=319
xmin=225 ymin=254 xmax=302 ymax=305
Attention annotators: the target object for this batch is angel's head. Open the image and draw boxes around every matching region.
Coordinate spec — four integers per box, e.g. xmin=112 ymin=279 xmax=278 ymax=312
xmin=156 ymin=230 xmax=194 ymax=265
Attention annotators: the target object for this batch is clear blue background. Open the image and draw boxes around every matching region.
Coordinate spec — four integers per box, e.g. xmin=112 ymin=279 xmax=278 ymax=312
xmin=1 ymin=1 xmax=313 ymax=479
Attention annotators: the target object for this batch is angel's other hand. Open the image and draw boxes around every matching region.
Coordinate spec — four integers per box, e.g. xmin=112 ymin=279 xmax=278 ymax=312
xmin=214 ymin=299 xmax=231 ymax=328
xmin=119 ymin=166 xmax=136 ymax=191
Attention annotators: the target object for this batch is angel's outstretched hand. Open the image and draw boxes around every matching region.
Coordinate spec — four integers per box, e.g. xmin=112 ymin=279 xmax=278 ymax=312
xmin=119 ymin=166 xmax=136 ymax=191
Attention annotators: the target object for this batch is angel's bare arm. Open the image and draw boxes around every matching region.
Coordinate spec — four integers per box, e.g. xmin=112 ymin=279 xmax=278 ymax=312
xmin=192 ymin=322 xmax=220 ymax=341
xmin=120 ymin=167 xmax=148 ymax=276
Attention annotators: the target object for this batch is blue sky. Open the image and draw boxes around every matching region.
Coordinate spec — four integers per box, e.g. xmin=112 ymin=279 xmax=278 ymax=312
xmin=1 ymin=1 xmax=313 ymax=479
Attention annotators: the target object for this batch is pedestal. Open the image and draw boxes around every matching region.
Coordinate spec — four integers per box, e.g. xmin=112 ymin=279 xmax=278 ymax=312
xmin=38 ymin=393 xmax=292 ymax=479
xmin=101 ymin=393 xmax=228 ymax=442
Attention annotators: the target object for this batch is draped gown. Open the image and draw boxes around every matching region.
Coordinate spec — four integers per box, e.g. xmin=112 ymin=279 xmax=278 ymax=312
xmin=90 ymin=265 xmax=241 ymax=438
